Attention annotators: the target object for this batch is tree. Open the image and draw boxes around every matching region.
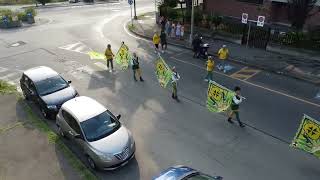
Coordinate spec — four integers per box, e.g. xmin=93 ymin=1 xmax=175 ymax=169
xmin=159 ymin=0 xmax=178 ymax=7
xmin=37 ymin=0 xmax=51 ymax=5
xmin=288 ymin=0 xmax=320 ymax=29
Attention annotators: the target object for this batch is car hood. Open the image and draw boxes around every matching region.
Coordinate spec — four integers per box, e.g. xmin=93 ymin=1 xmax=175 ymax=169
xmin=153 ymin=166 xmax=196 ymax=180
xmin=89 ymin=126 xmax=130 ymax=154
xmin=41 ymin=86 xmax=76 ymax=105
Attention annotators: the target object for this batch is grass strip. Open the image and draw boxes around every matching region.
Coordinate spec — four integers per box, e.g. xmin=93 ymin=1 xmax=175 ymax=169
xmin=23 ymin=102 xmax=97 ymax=180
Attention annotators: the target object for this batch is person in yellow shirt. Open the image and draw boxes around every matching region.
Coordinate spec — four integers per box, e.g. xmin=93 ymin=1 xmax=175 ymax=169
xmin=105 ymin=44 xmax=114 ymax=72
xmin=205 ymin=56 xmax=215 ymax=82
xmin=217 ymin=45 xmax=229 ymax=73
xmin=153 ymin=32 xmax=160 ymax=53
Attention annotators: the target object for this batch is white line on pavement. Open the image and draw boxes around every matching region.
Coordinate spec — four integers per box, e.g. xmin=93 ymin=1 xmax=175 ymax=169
xmin=170 ymin=57 xmax=320 ymax=108
xmin=0 ymin=72 xmax=19 ymax=81
xmin=94 ymin=62 xmax=109 ymax=70
xmin=0 ymin=67 xmax=8 ymax=73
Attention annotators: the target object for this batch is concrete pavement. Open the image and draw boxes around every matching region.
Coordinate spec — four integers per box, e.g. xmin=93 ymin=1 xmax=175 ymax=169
xmin=0 ymin=1 xmax=320 ymax=179
xmin=0 ymin=94 xmax=81 ymax=180
xmin=129 ymin=12 xmax=320 ymax=85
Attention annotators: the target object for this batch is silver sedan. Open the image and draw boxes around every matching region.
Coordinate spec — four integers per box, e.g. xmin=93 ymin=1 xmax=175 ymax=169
xmin=56 ymin=96 xmax=135 ymax=170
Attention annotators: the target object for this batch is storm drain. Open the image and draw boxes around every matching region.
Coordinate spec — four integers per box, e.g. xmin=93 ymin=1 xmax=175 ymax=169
xmin=9 ymin=41 xmax=26 ymax=47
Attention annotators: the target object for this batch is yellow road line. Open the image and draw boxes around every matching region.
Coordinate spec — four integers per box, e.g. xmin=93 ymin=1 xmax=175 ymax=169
xmin=230 ymin=67 xmax=249 ymax=78
xmin=242 ymin=70 xmax=261 ymax=81
xmin=170 ymin=57 xmax=320 ymax=108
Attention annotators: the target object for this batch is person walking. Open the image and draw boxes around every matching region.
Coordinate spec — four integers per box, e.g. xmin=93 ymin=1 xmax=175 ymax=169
xmin=204 ymin=56 xmax=215 ymax=82
xmin=160 ymin=30 xmax=167 ymax=53
xmin=171 ymin=22 xmax=176 ymax=38
xmin=171 ymin=66 xmax=181 ymax=101
xmin=227 ymin=86 xmax=245 ymax=128
xmin=192 ymin=35 xmax=201 ymax=58
xmin=175 ymin=22 xmax=181 ymax=39
xmin=217 ymin=45 xmax=229 ymax=73
xmin=165 ymin=20 xmax=171 ymax=36
xmin=153 ymin=32 xmax=160 ymax=53
xmin=131 ymin=52 xmax=144 ymax=82
xmin=105 ymin=44 xmax=114 ymax=72
xmin=180 ymin=24 xmax=185 ymax=40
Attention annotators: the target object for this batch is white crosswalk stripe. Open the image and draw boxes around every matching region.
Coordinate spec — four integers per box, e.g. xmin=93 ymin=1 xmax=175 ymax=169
xmin=58 ymin=42 xmax=92 ymax=54
xmin=94 ymin=62 xmax=109 ymax=70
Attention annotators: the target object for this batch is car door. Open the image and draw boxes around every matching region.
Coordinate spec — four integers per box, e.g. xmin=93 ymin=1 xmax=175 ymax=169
xmin=61 ymin=110 xmax=86 ymax=150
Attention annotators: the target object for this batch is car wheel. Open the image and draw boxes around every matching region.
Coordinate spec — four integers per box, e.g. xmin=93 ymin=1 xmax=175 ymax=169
xmin=57 ymin=126 xmax=65 ymax=137
xmin=87 ymin=156 xmax=96 ymax=170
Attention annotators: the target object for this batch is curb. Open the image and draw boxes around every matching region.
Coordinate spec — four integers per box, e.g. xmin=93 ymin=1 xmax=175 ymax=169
xmin=20 ymin=1 xmax=119 ymax=10
xmin=127 ymin=22 xmax=320 ymax=85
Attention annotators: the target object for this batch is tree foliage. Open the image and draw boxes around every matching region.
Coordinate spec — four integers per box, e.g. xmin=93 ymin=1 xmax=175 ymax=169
xmin=37 ymin=0 xmax=51 ymax=5
xmin=288 ymin=0 xmax=319 ymax=29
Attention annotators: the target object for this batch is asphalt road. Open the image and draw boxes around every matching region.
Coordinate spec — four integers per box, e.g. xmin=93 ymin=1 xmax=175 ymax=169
xmin=0 ymin=1 xmax=320 ymax=180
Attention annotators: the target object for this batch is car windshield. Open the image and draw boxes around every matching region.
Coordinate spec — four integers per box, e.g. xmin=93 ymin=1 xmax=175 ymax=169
xmin=80 ymin=110 xmax=120 ymax=142
xmin=35 ymin=75 xmax=68 ymax=96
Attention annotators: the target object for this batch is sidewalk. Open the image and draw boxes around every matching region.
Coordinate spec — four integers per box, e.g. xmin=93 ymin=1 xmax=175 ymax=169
xmin=129 ymin=12 xmax=320 ymax=85
xmin=0 ymin=87 xmax=95 ymax=179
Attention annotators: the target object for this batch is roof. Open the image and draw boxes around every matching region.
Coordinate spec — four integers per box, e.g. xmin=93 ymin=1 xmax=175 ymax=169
xmin=24 ymin=66 xmax=59 ymax=82
xmin=62 ymin=96 xmax=107 ymax=122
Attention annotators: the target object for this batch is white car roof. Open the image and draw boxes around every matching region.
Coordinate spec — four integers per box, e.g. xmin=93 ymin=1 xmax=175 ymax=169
xmin=62 ymin=96 xmax=107 ymax=122
xmin=24 ymin=66 xmax=59 ymax=82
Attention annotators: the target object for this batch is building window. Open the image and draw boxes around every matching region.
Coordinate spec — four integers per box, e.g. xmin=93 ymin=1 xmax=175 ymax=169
xmin=237 ymin=0 xmax=264 ymax=4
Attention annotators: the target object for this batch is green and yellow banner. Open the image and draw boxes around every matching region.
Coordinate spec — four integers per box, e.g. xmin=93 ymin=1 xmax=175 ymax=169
xmin=115 ymin=44 xmax=131 ymax=70
xmin=155 ymin=56 xmax=172 ymax=88
xmin=88 ymin=51 xmax=106 ymax=60
xmin=207 ymin=81 xmax=235 ymax=112
xmin=291 ymin=115 xmax=320 ymax=158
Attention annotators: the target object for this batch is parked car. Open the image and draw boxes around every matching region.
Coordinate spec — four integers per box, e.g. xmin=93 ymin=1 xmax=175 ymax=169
xmin=56 ymin=96 xmax=135 ymax=170
xmin=153 ymin=166 xmax=223 ymax=180
xmin=20 ymin=66 xmax=78 ymax=119
xmin=69 ymin=0 xmax=79 ymax=3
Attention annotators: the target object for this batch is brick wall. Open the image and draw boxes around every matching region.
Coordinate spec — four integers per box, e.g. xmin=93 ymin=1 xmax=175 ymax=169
xmin=203 ymin=0 xmax=271 ymax=22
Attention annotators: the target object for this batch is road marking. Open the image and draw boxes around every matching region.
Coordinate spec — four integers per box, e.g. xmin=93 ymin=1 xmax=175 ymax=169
xmin=230 ymin=67 xmax=261 ymax=81
xmin=0 ymin=72 xmax=18 ymax=81
xmin=0 ymin=67 xmax=8 ymax=73
xmin=77 ymin=65 xmax=105 ymax=79
xmin=94 ymin=62 xmax=109 ymax=70
xmin=58 ymin=42 xmax=92 ymax=54
xmin=170 ymin=57 xmax=320 ymax=108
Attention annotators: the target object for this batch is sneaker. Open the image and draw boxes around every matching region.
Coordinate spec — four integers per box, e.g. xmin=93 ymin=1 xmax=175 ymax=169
xmin=240 ymin=124 xmax=245 ymax=128
xmin=223 ymin=69 xmax=227 ymax=73
xmin=204 ymin=79 xmax=209 ymax=82
xmin=109 ymin=69 xmax=112 ymax=73
xmin=140 ymin=78 xmax=144 ymax=82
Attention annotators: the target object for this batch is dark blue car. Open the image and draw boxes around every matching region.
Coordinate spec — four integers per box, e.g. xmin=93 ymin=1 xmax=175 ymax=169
xmin=153 ymin=166 xmax=223 ymax=180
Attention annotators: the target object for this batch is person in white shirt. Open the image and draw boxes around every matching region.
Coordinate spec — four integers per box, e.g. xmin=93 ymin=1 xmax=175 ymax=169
xmin=227 ymin=86 xmax=245 ymax=127
xmin=171 ymin=66 xmax=180 ymax=101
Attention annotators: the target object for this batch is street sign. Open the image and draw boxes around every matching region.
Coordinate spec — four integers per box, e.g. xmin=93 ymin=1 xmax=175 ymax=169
xmin=128 ymin=0 xmax=133 ymax=5
xmin=241 ymin=13 xmax=248 ymax=24
xmin=257 ymin=16 xmax=265 ymax=27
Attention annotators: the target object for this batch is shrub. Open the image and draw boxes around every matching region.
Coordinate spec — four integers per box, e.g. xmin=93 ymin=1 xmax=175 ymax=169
xmin=0 ymin=9 xmax=14 ymax=21
xmin=37 ymin=0 xmax=51 ymax=5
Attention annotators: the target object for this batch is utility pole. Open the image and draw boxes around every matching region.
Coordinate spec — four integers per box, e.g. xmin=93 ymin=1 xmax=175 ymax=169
xmin=189 ymin=0 xmax=195 ymax=43
xmin=134 ymin=0 xmax=137 ymax=19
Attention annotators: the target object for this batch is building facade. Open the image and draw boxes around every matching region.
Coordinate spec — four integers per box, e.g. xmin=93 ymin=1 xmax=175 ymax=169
xmin=203 ymin=0 xmax=320 ymax=29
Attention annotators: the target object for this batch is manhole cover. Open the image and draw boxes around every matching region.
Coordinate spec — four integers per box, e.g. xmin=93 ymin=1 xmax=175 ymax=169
xmin=9 ymin=41 xmax=26 ymax=47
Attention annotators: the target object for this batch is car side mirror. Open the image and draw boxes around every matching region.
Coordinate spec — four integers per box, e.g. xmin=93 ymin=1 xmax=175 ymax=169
xmin=68 ymin=80 xmax=72 ymax=84
xmin=213 ymin=176 xmax=223 ymax=180
xmin=116 ymin=114 xmax=121 ymax=120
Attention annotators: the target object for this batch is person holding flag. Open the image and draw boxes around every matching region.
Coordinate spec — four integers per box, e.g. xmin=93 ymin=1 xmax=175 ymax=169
xmin=131 ymin=52 xmax=144 ymax=82
xmin=227 ymin=86 xmax=245 ymax=128
xmin=204 ymin=56 xmax=215 ymax=82
xmin=153 ymin=32 xmax=161 ymax=53
xmin=171 ymin=66 xmax=181 ymax=101
xmin=105 ymin=44 xmax=115 ymax=72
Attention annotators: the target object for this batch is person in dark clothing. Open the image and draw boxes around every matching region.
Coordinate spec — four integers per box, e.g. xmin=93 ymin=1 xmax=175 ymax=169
xmin=192 ymin=35 xmax=202 ymax=58
xmin=161 ymin=17 xmax=166 ymax=32
xmin=160 ymin=31 xmax=167 ymax=53
xmin=227 ymin=86 xmax=245 ymax=127
xmin=131 ymin=52 xmax=144 ymax=82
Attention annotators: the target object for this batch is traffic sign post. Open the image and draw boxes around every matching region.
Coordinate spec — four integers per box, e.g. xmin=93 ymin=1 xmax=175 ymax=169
xmin=241 ymin=13 xmax=265 ymax=48
xmin=257 ymin=16 xmax=265 ymax=27
xmin=128 ymin=0 xmax=133 ymax=26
